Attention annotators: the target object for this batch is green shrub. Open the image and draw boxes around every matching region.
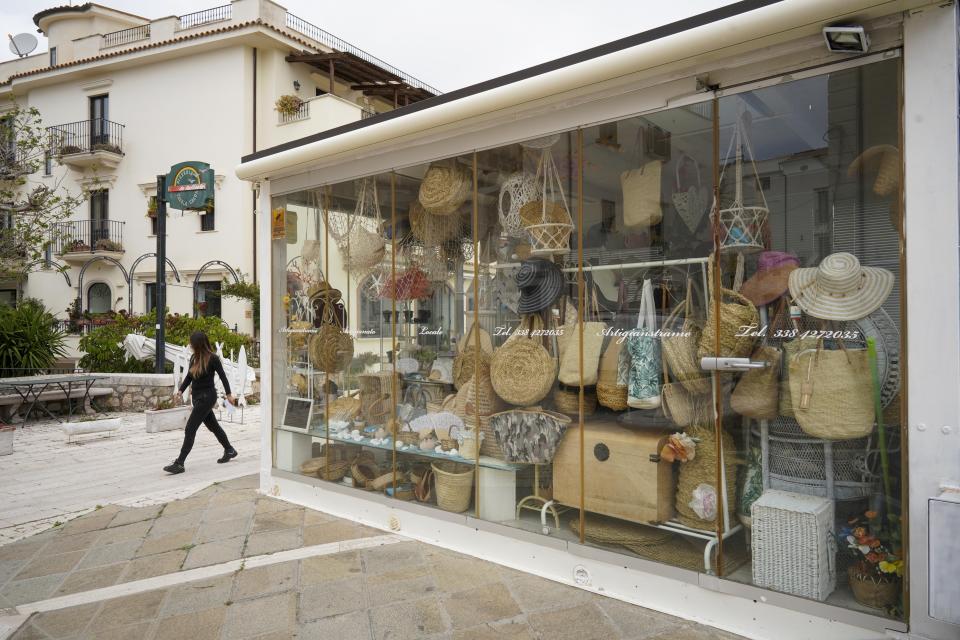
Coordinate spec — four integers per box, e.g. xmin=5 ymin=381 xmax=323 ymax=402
xmin=0 ymin=299 xmax=68 ymax=376
xmin=78 ymin=310 xmax=253 ymax=373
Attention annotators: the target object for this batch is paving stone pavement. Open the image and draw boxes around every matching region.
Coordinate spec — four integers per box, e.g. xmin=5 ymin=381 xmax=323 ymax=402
xmin=0 ymin=476 xmax=748 ymax=640
xmin=0 ymin=410 xmax=261 ymax=543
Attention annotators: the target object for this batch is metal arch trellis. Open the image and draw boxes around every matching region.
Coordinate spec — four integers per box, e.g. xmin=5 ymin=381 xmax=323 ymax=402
xmin=127 ymin=253 xmax=182 ymax=313
xmin=76 ymin=256 xmax=129 ymax=310
xmin=192 ymin=260 xmax=240 ymax=318
xmin=21 ymin=259 xmax=72 ymax=286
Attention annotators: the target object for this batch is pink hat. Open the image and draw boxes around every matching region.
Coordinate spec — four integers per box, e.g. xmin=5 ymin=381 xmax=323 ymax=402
xmin=740 ymin=251 xmax=800 ymax=306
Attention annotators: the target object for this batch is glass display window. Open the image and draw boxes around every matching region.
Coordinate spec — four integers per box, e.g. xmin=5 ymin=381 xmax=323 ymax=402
xmin=269 ymin=55 xmax=904 ymax=621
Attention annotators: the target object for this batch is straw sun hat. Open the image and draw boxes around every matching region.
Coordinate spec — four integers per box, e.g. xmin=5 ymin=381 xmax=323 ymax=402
xmin=740 ymin=251 xmax=799 ymax=306
xmin=788 ymin=252 xmax=893 ymax=321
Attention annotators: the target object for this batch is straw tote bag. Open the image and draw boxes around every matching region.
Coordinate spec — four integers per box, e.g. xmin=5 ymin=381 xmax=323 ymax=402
xmin=662 ymin=277 xmax=711 ymax=395
xmin=730 ymin=300 xmax=785 ymax=420
xmin=491 ymin=315 xmax=557 ymax=407
xmin=698 ymin=256 xmax=759 ymax=360
xmin=778 ymin=335 xmax=818 ymax=418
xmin=558 ymin=289 xmax=607 ymax=387
xmin=452 ymin=323 xmax=493 ymax=390
xmin=621 ymin=160 xmax=663 ymax=228
xmin=671 ymin=154 xmax=709 ymax=233
xmin=597 ymin=336 xmax=628 ymax=410
xmin=627 ymin=279 xmax=662 ymax=409
xmin=788 ymin=341 xmax=875 ymax=441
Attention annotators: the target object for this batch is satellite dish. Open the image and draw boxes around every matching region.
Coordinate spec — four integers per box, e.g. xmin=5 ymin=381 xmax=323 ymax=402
xmin=8 ymin=33 xmax=39 ymax=58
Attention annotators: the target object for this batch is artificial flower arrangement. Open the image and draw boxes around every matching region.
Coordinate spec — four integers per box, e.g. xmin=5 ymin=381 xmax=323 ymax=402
xmin=839 ymin=509 xmax=903 ymax=611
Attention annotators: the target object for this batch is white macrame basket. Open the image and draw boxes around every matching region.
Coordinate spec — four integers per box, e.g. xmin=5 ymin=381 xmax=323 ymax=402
xmin=498 ymin=172 xmax=539 ymax=237
xmin=717 ymin=113 xmax=768 ymax=254
xmin=521 ymin=149 xmax=573 ymax=256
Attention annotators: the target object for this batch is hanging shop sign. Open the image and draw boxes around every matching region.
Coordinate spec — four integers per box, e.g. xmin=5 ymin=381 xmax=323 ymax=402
xmin=165 ymin=161 xmax=215 ymax=211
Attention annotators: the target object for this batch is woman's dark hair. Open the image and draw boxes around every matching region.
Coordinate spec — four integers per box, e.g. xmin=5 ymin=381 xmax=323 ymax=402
xmin=189 ymin=331 xmax=214 ymax=377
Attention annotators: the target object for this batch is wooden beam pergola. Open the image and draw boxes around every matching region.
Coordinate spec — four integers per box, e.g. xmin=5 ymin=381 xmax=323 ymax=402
xmin=285 ymin=49 xmax=435 ymax=105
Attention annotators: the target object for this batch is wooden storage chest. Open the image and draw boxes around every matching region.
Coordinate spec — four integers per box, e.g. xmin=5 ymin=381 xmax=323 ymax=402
xmin=552 ymin=422 xmax=675 ymax=525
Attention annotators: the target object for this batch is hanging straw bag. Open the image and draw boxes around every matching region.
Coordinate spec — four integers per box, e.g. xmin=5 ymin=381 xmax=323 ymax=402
xmin=302 ymin=209 xmax=322 ymax=263
xmin=596 ymin=334 xmax=628 ymax=411
xmin=671 ymin=154 xmax=709 ymax=233
xmin=662 ymin=277 xmax=711 ymax=395
xmin=621 ymin=160 xmax=663 ymax=228
xmin=309 ymin=304 xmax=354 ymax=373
xmin=409 ymin=201 xmax=463 ymax=245
xmin=788 ymin=341 xmax=875 ymax=440
xmin=491 ymin=315 xmax=557 ymax=406
xmin=778 ymin=336 xmax=818 ymax=417
xmin=698 ymin=256 xmax=759 ymax=360
xmin=730 ymin=301 xmax=785 ymax=420
xmin=558 ymin=289 xmax=607 ymax=387
xmin=627 ymin=279 xmax=662 ymax=409
xmin=452 ymin=323 xmax=493 ymax=389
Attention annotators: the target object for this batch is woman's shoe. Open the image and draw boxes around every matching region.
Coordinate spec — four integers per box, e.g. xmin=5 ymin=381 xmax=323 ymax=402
xmin=217 ymin=448 xmax=237 ymax=464
xmin=164 ymin=461 xmax=185 ymax=474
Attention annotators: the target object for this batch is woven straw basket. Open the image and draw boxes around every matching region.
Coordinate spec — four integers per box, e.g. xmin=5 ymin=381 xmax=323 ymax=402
xmin=350 ymin=461 xmax=378 ymax=489
xmin=431 ymin=462 xmax=474 ymax=512
xmin=491 ymin=317 xmax=557 ymax=407
xmin=520 ymin=200 xmax=572 ymax=256
xmin=552 ymin=387 xmax=596 ymax=416
xmin=661 ymin=382 xmax=711 ymax=428
xmin=674 ymin=423 xmax=739 ymax=530
xmin=419 ymin=162 xmax=471 ymax=215
xmin=698 ymin=263 xmax=758 ymax=360
xmin=662 ymin=292 xmax=712 ymax=395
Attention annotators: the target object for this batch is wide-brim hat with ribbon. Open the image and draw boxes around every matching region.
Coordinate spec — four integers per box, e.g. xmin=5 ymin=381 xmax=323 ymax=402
xmin=740 ymin=251 xmax=799 ymax=306
xmin=788 ymin=252 xmax=893 ymax=321
xmin=308 ymin=280 xmax=342 ymax=303
xmin=516 ymin=258 xmax=564 ymax=314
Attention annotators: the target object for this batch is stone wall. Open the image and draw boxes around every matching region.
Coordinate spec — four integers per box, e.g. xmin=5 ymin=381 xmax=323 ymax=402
xmin=93 ymin=373 xmax=260 ymax=412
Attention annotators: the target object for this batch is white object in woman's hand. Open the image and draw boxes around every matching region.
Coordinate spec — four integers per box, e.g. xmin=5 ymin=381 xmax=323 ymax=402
xmin=225 ymin=394 xmax=236 ymax=406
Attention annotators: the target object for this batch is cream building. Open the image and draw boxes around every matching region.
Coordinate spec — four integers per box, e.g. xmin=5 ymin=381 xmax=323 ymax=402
xmin=0 ymin=0 xmax=437 ymax=358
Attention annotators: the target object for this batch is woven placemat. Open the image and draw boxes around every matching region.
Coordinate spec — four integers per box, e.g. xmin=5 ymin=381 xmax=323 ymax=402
xmin=570 ymin=515 xmax=749 ymax=574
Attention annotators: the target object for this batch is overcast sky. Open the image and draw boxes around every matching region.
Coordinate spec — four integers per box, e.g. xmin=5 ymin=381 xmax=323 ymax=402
xmin=2 ymin=0 xmax=735 ymax=92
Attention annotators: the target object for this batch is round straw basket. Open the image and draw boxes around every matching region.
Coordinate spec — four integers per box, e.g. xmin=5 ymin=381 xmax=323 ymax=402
xmin=490 ymin=338 xmax=556 ymax=407
xmin=431 ymin=462 xmax=474 ymax=513
xmin=552 ymin=386 xmax=597 ymax=416
xmin=398 ymin=431 xmax=420 ymax=447
xmin=418 ymin=163 xmax=471 ymax=215
xmin=454 ymin=373 xmax=501 ymax=418
xmin=369 ymin=470 xmax=400 ymax=492
xmin=453 ymin=349 xmax=490 ymax=390
xmin=310 ymin=326 xmax=354 ymax=373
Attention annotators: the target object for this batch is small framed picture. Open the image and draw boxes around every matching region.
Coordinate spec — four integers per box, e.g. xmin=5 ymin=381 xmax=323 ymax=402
xmin=282 ymin=397 xmax=313 ymax=432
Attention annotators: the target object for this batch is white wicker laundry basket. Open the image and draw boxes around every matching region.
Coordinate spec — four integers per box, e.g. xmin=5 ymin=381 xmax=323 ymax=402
xmin=751 ymin=490 xmax=836 ymax=601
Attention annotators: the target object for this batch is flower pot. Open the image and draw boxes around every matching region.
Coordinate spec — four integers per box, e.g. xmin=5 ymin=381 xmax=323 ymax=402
xmin=0 ymin=425 xmax=15 ymax=456
xmin=145 ymin=405 xmax=191 ymax=433
xmin=847 ymin=566 xmax=899 ymax=609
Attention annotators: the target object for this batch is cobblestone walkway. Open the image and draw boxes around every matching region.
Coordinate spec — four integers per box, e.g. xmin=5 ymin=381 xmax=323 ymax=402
xmin=0 ymin=476 xmax=747 ymax=640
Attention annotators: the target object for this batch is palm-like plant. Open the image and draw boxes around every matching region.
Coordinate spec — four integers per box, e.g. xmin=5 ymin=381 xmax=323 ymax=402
xmin=0 ymin=299 xmax=68 ymax=376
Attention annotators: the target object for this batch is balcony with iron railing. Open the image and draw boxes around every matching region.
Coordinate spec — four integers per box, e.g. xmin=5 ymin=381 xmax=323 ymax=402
xmin=51 ymin=220 xmax=125 ymax=261
xmin=101 ymin=24 xmax=150 ymax=48
xmin=46 ymin=119 xmax=125 ymax=170
xmin=274 ymin=94 xmax=376 ymax=143
xmin=176 ymin=4 xmax=232 ymax=31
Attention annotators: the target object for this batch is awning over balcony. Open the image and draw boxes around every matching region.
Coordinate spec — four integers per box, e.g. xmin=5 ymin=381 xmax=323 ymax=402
xmin=286 ymin=51 xmax=435 ymax=106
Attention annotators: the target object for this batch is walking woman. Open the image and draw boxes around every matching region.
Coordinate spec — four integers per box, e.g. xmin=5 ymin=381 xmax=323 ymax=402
xmin=164 ymin=331 xmax=238 ymax=474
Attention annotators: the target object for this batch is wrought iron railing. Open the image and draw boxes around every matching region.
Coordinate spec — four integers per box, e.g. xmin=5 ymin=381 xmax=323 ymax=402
xmin=102 ymin=24 xmax=150 ymax=48
xmin=177 ymin=4 xmax=232 ymax=31
xmin=50 ymin=220 xmax=125 ymax=255
xmin=47 ymin=119 xmax=124 ymax=157
xmin=278 ymin=99 xmax=310 ymax=124
xmin=284 ymin=13 xmax=440 ymax=96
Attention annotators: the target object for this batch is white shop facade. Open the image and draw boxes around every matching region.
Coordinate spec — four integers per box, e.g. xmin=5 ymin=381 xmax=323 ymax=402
xmin=237 ymin=1 xmax=960 ymax=638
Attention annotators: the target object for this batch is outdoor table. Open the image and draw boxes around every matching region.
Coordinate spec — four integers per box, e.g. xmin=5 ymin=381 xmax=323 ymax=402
xmin=0 ymin=374 xmax=108 ymax=424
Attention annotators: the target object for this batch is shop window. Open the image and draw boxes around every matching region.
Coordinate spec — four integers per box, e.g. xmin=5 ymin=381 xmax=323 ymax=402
xmin=268 ymin=57 xmax=905 ymax=621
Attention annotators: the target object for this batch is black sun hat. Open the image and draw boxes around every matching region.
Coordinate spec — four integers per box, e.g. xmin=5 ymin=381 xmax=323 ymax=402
xmin=516 ymin=258 xmax=564 ymax=314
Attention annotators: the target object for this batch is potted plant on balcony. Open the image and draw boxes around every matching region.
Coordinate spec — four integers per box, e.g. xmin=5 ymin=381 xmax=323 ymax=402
xmin=94 ymin=238 xmax=121 ymax=252
xmin=91 ymin=142 xmax=121 ymax=154
xmin=63 ymin=238 xmax=90 ymax=253
xmin=275 ymin=95 xmax=303 ymax=117
xmin=58 ymin=144 xmax=83 ymax=157
xmin=145 ymin=396 xmax=191 ymax=433
xmin=146 ymin=197 xmax=157 ymax=218
xmin=840 ymin=510 xmax=903 ymax=612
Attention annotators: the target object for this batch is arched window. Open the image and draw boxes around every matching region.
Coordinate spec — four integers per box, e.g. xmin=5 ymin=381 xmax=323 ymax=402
xmin=87 ymin=282 xmax=111 ymax=313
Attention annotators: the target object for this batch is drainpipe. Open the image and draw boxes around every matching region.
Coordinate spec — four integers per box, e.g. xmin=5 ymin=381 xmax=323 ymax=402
xmin=252 ymin=47 xmax=258 ymax=285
